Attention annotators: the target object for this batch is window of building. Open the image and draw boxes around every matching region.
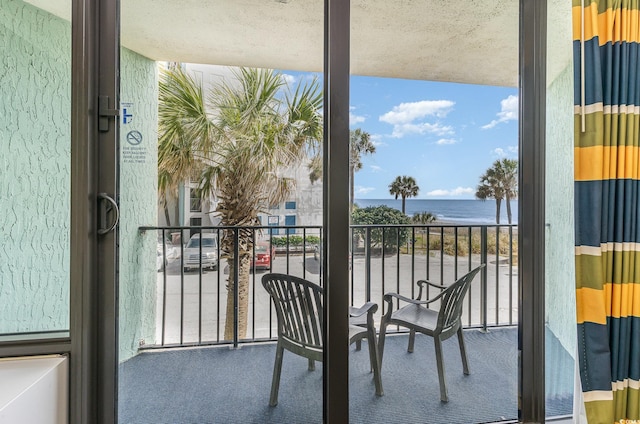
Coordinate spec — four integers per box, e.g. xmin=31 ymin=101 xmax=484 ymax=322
xmin=285 ymin=215 xmax=296 ymax=235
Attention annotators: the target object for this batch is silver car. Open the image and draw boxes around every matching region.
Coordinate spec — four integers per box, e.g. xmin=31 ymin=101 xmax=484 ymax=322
xmin=183 ymin=233 xmax=218 ymax=271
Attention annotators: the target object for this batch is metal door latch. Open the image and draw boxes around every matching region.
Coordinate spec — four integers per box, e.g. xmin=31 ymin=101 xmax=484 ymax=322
xmin=98 ymin=95 xmax=119 ymax=132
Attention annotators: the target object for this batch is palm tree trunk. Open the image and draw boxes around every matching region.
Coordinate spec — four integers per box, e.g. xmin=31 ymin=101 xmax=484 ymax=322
xmin=495 ymin=198 xmax=502 ymax=224
xmin=505 ymin=195 xmax=512 ymax=224
xmin=349 ymin=165 xmax=355 ymax=215
xmin=223 ymin=253 xmax=251 ymax=340
xmin=401 ymin=196 xmax=406 ymax=214
xmin=163 ymin=202 xmax=171 ymax=227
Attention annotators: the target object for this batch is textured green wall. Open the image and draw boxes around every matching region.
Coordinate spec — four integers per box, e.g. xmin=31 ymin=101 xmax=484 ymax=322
xmin=118 ymin=50 xmax=158 ymax=362
xmin=545 ymin=62 xmax=576 ymax=358
xmin=0 ymin=1 xmax=159 ymax=363
xmin=0 ymin=0 xmax=71 ymax=333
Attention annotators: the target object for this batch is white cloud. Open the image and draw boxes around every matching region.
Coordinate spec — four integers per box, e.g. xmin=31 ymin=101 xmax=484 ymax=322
xmin=436 ymin=138 xmax=457 ymax=145
xmin=349 ymin=106 xmax=366 ymax=125
xmin=492 ymin=146 xmax=518 ymax=158
xmin=390 ymin=122 xmax=454 ymax=138
xmin=370 ymin=134 xmax=387 ymax=147
xmin=379 ymin=100 xmax=455 ymax=139
xmin=355 ymin=186 xmax=376 ymax=195
xmin=370 ymin=165 xmax=382 ymax=173
xmin=482 ymin=95 xmax=518 ymax=129
xmin=380 ymin=100 xmax=454 ymax=125
xmin=493 ymin=147 xmax=506 ymax=157
xmin=281 ymin=74 xmax=296 ymax=86
xmin=427 ymin=187 xmax=475 ymax=197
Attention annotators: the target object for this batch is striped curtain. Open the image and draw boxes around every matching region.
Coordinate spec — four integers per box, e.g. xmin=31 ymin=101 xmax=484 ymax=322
xmin=574 ymin=0 xmax=640 ymax=422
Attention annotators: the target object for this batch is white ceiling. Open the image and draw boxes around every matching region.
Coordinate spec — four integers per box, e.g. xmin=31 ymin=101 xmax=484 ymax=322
xmin=26 ymin=0 xmax=573 ymax=87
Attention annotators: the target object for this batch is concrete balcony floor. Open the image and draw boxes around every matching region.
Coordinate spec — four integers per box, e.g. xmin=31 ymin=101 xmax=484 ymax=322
xmin=118 ymin=327 xmax=573 ymax=423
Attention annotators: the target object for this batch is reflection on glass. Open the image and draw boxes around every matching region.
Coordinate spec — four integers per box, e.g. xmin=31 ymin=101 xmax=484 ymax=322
xmin=0 ymin=0 xmax=71 ymax=338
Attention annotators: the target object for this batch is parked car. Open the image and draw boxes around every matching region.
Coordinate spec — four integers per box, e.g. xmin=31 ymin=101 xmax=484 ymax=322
xmin=251 ymin=242 xmax=276 ymax=271
xmin=157 ymin=242 xmax=179 ymax=272
xmin=183 ymin=233 xmax=218 ymax=272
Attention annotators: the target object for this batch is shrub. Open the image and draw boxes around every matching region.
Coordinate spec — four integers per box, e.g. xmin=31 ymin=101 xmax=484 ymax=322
xmin=271 ymin=234 xmax=322 ymax=248
xmin=412 ymin=211 xmax=437 ymax=224
xmin=351 ymin=205 xmax=411 ymax=252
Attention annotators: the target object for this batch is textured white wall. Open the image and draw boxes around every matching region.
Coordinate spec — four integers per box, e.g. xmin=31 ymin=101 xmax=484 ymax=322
xmin=0 ymin=0 xmax=71 ymax=333
xmin=118 ymin=50 xmax=158 ymax=361
xmin=260 ymin=160 xmax=323 ymax=230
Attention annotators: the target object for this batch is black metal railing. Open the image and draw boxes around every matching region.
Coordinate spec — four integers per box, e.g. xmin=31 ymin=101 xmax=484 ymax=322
xmin=141 ymin=224 xmax=517 ymax=349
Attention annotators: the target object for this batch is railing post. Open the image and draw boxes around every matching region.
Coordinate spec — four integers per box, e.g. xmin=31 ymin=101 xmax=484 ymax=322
xmin=365 ymin=227 xmax=371 ymax=302
xmin=233 ymin=228 xmax=240 ymax=348
xmin=161 ymin=229 xmax=167 ymax=346
xmin=480 ymin=226 xmax=488 ymax=332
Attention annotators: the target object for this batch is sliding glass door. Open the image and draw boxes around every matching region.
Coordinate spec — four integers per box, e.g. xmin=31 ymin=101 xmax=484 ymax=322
xmin=115 ymin=2 xmax=327 ymax=423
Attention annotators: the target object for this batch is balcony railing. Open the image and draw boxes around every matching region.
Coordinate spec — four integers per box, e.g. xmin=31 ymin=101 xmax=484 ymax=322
xmin=141 ymin=224 xmax=517 ymax=349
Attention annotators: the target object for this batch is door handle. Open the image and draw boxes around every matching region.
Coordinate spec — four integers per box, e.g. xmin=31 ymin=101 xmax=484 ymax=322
xmin=98 ymin=193 xmax=120 ymax=235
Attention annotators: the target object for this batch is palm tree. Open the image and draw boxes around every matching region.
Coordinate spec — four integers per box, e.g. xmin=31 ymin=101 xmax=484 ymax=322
xmin=308 ymin=128 xmax=376 ymax=213
xmin=157 ymin=124 xmax=203 ymax=226
xmin=500 ymin=159 xmax=518 ymax=224
xmin=412 ymin=211 xmax=437 ymax=224
xmin=475 ymin=159 xmax=518 ymax=224
xmin=388 ymin=175 xmax=420 ymax=214
xmin=349 ymin=129 xmax=376 ymax=212
xmin=159 ymin=66 xmax=322 ymax=340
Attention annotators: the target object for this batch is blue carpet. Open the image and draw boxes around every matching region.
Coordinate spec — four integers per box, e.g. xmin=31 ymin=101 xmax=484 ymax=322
xmin=118 ymin=327 xmax=572 ymax=423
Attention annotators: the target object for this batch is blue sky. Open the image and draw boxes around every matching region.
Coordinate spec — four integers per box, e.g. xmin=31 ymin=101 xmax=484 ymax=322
xmin=283 ymin=72 xmax=518 ymax=199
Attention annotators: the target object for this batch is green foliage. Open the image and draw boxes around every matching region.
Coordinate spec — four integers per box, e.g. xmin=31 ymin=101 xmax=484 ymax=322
xmin=271 ymin=234 xmax=321 ymax=247
xmin=412 ymin=211 xmax=437 ymax=224
xmin=351 ymin=205 xmax=411 ymax=252
xmin=305 ymin=235 xmax=321 ymax=245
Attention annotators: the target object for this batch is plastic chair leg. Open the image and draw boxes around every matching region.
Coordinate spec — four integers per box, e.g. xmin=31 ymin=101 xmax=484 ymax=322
xmin=457 ymin=327 xmax=470 ymax=375
xmin=270 ymin=343 xmax=285 ymax=406
xmin=434 ymin=336 xmax=448 ymax=402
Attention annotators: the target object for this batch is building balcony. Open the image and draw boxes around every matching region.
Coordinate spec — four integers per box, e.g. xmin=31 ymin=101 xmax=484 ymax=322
xmin=133 ymin=224 xmax=574 ymax=423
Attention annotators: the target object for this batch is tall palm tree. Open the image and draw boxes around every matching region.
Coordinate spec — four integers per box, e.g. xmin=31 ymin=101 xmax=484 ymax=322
xmin=157 ymin=64 xmax=213 ymax=225
xmin=388 ymin=175 xmax=420 ymax=214
xmin=475 ymin=158 xmax=518 ymax=224
xmin=159 ymin=66 xmax=322 ymax=340
xmin=500 ymin=159 xmax=518 ymax=224
xmin=349 ymin=129 xmax=376 ymax=212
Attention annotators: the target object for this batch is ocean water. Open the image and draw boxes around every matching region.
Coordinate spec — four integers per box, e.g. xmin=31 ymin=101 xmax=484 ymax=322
xmin=354 ymin=199 xmax=519 ymax=225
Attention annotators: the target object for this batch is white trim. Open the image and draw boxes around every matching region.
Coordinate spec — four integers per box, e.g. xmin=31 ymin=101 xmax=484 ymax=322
xmin=583 ymin=390 xmax=613 ymax=402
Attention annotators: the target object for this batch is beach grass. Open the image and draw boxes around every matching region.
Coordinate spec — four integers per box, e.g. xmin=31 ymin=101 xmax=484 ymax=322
xmin=400 ymin=226 xmax=518 ymax=263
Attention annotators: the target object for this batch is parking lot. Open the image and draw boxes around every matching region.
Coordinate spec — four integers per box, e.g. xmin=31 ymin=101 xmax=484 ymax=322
xmin=153 ymin=250 xmax=518 ymax=347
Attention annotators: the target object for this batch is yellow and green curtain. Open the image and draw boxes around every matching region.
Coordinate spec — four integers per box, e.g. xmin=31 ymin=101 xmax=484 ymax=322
xmin=574 ymin=0 xmax=640 ymax=422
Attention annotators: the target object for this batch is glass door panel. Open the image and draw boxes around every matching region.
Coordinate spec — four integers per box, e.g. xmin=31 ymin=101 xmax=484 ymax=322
xmin=349 ymin=2 xmax=520 ymax=422
xmin=0 ymin=0 xmax=71 ymax=341
xmin=116 ymin=2 xmax=324 ymax=422
xmin=545 ymin=0 xmax=576 ymax=419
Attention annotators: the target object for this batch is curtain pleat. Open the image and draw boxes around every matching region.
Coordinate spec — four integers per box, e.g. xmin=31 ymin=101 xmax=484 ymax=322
xmin=574 ymin=0 xmax=640 ymax=422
